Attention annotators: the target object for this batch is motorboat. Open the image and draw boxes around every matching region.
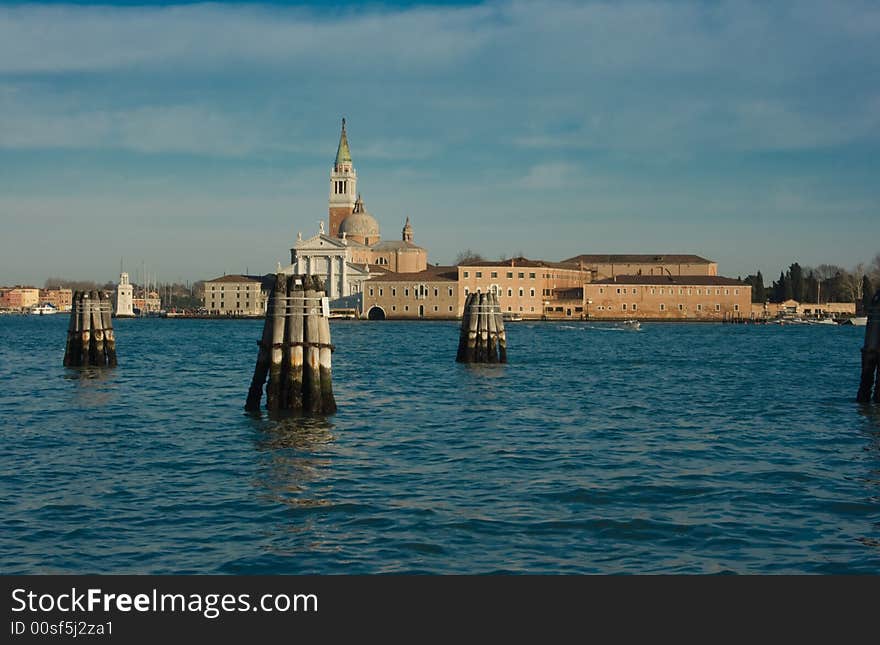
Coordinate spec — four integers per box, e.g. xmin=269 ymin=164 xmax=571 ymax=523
xmin=621 ymin=319 xmax=641 ymax=330
xmin=30 ymin=303 xmax=59 ymax=315
xmin=502 ymin=313 xmax=523 ymax=322
xmin=842 ymin=316 xmax=868 ymax=326
xmin=813 ymin=317 xmax=837 ymax=325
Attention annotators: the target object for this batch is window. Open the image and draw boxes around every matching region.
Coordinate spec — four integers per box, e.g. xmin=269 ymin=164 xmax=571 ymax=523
xmin=633 ymin=288 xmax=638 ymax=294
xmin=434 ymin=306 xmax=438 ymax=311
xmin=476 ymin=272 xmax=483 ymax=278
xmin=687 ymin=289 xmax=692 ymax=295
xmin=632 ymin=304 xmax=637 ymax=311
xmin=599 ymin=288 xmax=604 ymax=294
xmin=519 ymin=288 xmax=524 ymax=297
xmin=528 ymin=272 xmax=535 ymax=279
xmin=449 ymin=306 xmax=453 ymax=312
xmin=392 ymin=288 xmax=396 ymax=296
xmin=679 ymin=289 xmax=683 ymax=295
xmin=716 ymin=289 xmax=720 ymax=295
xmin=530 ymin=288 xmax=535 ymax=297
xmin=651 ymin=288 xmax=655 ymax=295
xmin=622 ymin=303 xmax=628 ymax=311
xmin=405 ymin=305 xmax=409 ymax=311
xmin=697 ymin=304 xmax=702 ymax=311
xmin=392 ymin=306 xmax=396 ymax=311
xmin=464 ymin=287 xmax=469 ymax=296
xmin=725 ymin=289 xmax=730 ymax=295
xmin=379 ymin=288 xmax=383 ymax=296
xmin=463 ymin=271 xmax=469 ymax=278
xmin=734 ymin=289 xmax=739 ymax=295
xmin=369 ymin=287 xmax=374 ymax=297
xmin=734 ymin=304 xmax=740 ymax=311
xmin=518 ymin=272 xmax=525 ymax=279
xmin=575 ymin=307 xmax=583 ymax=312
xmin=660 ymin=303 xmax=665 ymax=311
xmin=434 ymin=288 xmax=439 ymax=297
xmin=507 ymin=288 xmax=513 ymax=297
xmin=404 ymin=288 xmax=409 ymax=297
xmin=491 ymin=272 xmax=498 ymax=278
xmin=448 ymin=288 xmax=453 ymax=296
xmin=715 ymin=304 xmax=720 ymax=311
xmin=617 ymin=288 xmax=621 ymax=294
xmin=507 ymin=272 xmax=513 ymax=278
xmin=530 ymin=307 xmax=534 ymax=312
xmin=678 ymin=304 xmax=684 ymax=311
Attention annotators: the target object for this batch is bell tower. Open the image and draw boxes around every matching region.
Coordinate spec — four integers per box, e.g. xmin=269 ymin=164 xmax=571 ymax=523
xmin=328 ymin=118 xmax=357 ymax=238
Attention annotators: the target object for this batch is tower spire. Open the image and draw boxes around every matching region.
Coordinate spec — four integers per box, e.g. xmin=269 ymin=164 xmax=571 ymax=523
xmin=335 ymin=117 xmax=352 ymax=168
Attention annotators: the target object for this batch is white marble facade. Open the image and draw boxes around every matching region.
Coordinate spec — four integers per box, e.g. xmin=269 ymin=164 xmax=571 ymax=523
xmin=284 ymin=229 xmax=371 ymax=308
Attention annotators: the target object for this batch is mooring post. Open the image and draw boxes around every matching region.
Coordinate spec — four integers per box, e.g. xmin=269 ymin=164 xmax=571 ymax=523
xmin=318 ymin=292 xmax=337 ymax=414
xmin=486 ymin=292 xmax=498 ymax=363
xmin=266 ymin=273 xmax=287 ymax=412
xmin=286 ymin=276 xmax=305 ymax=411
xmin=79 ymin=291 xmax=92 ymax=367
xmin=857 ymin=288 xmax=880 ymax=403
xmin=63 ymin=290 xmax=80 ymax=367
xmin=89 ymin=290 xmax=104 ymax=366
xmin=493 ymin=293 xmax=508 ymax=364
xmin=100 ymin=291 xmax=117 ymax=367
xmin=245 ymin=282 xmax=276 ymax=411
xmin=456 ymin=291 xmax=508 ymax=364
xmin=303 ymin=280 xmax=323 ymax=413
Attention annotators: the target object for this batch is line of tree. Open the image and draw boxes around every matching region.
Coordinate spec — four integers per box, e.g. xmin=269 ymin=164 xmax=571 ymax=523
xmin=741 ymin=253 xmax=880 ymax=312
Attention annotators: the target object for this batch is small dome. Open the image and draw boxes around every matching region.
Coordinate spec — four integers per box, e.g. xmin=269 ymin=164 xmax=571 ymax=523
xmin=339 ymin=195 xmax=380 ymax=239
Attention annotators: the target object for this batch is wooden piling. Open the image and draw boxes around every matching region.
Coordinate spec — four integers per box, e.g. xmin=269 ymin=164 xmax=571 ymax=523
xmin=486 ymin=293 xmax=498 ymax=362
xmin=456 ymin=293 xmax=474 ymax=362
xmin=857 ymin=288 xmax=880 ymax=403
xmin=303 ymin=283 xmax=323 ymax=413
xmin=63 ymin=290 xmax=80 ymax=367
xmin=286 ymin=277 xmax=305 ymax=411
xmin=265 ymin=273 xmax=287 ymax=411
xmin=89 ymin=290 xmax=105 ymax=366
xmin=493 ymin=293 xmax=508 ymax=364
xmin=245 ymin=283 xmax=276 ymax=412
xmin=100 ymin=291 xmax=117 ymax=367
xmin=79 ymin=291 xmax=92 ymax=367
xmin=318 ymin=296 xmax=337 ymax=414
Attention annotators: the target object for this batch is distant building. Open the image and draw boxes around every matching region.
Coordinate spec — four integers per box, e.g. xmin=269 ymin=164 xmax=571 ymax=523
xmin=133 ymin=290 xmax=162 ymax=314
xmin=458 ymin=258 xmax=591 ymax=319
xmin=579 ymin=275 xmax=751 ymax=320
xmin=562 ymin=254 xmax=717 ymax=279
xmin=752 ymin=300 xmax=856 ymax=319
xmin=203 ymin=275 xmax=267 ymax=316
xmin=115 ymin=273 xmax=135 ymax=317
xmin=39 ymin=288 xmax=73 ymax=312
xmin=363 ymin=267 xmax=459 ymax=319
xmin=0 ymin=286 xmax=40 ymax=311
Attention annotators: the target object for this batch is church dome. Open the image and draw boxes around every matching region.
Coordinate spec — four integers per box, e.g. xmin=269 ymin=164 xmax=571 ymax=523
xmin=339 ymin=195 xmax=380 ymax=239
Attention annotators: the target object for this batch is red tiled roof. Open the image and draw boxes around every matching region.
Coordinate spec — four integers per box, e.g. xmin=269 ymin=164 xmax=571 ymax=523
xmin=205 ymin=274 xmax=262 ymax=283
xmin=563 ymin=254 xmax=714 ymax=265
xmin=368 ymin=266 xmax=458 ymax=283
xmin=590 ymin=275 xmax=745 ymax=286
xmin=460 ymin=256 xmax=583 ymax=270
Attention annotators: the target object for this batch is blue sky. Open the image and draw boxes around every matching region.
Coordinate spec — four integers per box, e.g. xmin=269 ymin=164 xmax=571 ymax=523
xmin=1 ymin=0 xmax=878 ymax=285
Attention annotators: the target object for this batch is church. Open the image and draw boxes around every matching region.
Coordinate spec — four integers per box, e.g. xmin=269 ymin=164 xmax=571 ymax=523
xmin=284 ymin=119 xmax=428 ymax=310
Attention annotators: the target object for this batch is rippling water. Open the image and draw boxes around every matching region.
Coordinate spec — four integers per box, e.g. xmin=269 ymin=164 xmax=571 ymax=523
xmin=1 ymin=315 xmax=878 ymax=574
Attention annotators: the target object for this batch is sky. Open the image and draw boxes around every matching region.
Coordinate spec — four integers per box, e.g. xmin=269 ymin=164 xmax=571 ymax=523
xmin=1 ymin=0 xmax=878 ymax=286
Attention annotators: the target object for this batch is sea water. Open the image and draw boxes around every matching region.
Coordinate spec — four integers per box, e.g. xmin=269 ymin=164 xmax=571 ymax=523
xmin=1 ymin=316 xmax=878 ymax=573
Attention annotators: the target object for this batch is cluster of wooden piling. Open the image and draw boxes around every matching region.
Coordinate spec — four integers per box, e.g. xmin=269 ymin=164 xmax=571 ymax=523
xmin=246 ymin=274 xmax=336 ymax=414
xmin=456 ymin=292 xmax=507 ymax=363
xmin=857 ymin=288 xmax=880 ymax=403
xmin=63 ymin=290 xmax=117 ymax=367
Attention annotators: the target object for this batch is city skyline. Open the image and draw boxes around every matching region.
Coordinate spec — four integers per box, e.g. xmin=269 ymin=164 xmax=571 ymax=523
xmin=2 ymin=0 xmax=879 ymax=285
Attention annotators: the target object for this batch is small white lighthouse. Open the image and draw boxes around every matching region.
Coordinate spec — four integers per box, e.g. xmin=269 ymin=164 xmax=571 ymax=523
xmin=116 ymin=272 xmax=135 ymax=318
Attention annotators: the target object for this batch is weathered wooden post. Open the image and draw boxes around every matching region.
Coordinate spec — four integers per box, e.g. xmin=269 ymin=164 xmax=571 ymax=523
xmin=265 ymin=273 xmax=287 ymax=412
xmin=286 ymin=276 xmax=305 ymax=411
xmin=456 ymin=290 xmax=507 ymax=364
xmin=857 ymin=288 xmax=880 ymax=403
xmin=245 ymin=273 xmax=337 ymax=414
xmin=63 ymin=290 xmax=116 ymax=367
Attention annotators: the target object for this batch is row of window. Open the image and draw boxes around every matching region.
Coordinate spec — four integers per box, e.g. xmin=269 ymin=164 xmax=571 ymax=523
xmin=389 ymin=305 xmax=455 ymax=313
xmin=599 ymin=287 xmax=740 ymax=296
xmin=592 ymin=303 xmax=741 ymax=312
xmin=369 ymin=286 xmax=456 ymax=298
xmin=332 ymin=180 xmax=349 ymax=195
xmin=463 ymin=271 xmax=537 ymax=279
xmin=462 ymin=286 xmax=536 ymax=297
xmin=209 ymin=286 xmax=258 ymax=292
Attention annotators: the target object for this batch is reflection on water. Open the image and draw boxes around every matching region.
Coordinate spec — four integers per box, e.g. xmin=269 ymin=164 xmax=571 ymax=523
xmin=250 ymin=413 xmax=336 ymax=510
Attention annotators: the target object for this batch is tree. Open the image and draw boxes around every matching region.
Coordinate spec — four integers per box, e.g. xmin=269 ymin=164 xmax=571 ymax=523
xmin=772 ymin=271 xmax=786 ymax=302
xmin=455 ymin=249 xmax=484 ymax=265
xmin=805 ymin=271 xmax=819 ymax=303
xmin=744 ymin=272 xmax=766 ymax=303
xmin=789 ymin=263 xmax=804 ymax=302
xmin=783 ymin=273 xmax=794 ymax=301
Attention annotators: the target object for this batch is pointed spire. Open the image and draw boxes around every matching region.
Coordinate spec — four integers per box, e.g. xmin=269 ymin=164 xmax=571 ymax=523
xmin=402 ymin=216 xmax=413 ymax=242
xmin=353 ymin=193 xmax=365 ymax=213
xmin=335 ymin=117 xmax=352 ymax=167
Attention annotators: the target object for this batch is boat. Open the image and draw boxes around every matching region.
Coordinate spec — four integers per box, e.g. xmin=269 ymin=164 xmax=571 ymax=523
xmin=813 ymin=317 xmax=837 ymax=325
xmin=30 ymin=303 xmax=59 ymax=315
xmin=621 ymin=319 xmax=641 ymax=330
xmin=502 ymin=313 xmax=523 ymax=322
xmin=842 ymin=316 xmax=868 ymax=326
